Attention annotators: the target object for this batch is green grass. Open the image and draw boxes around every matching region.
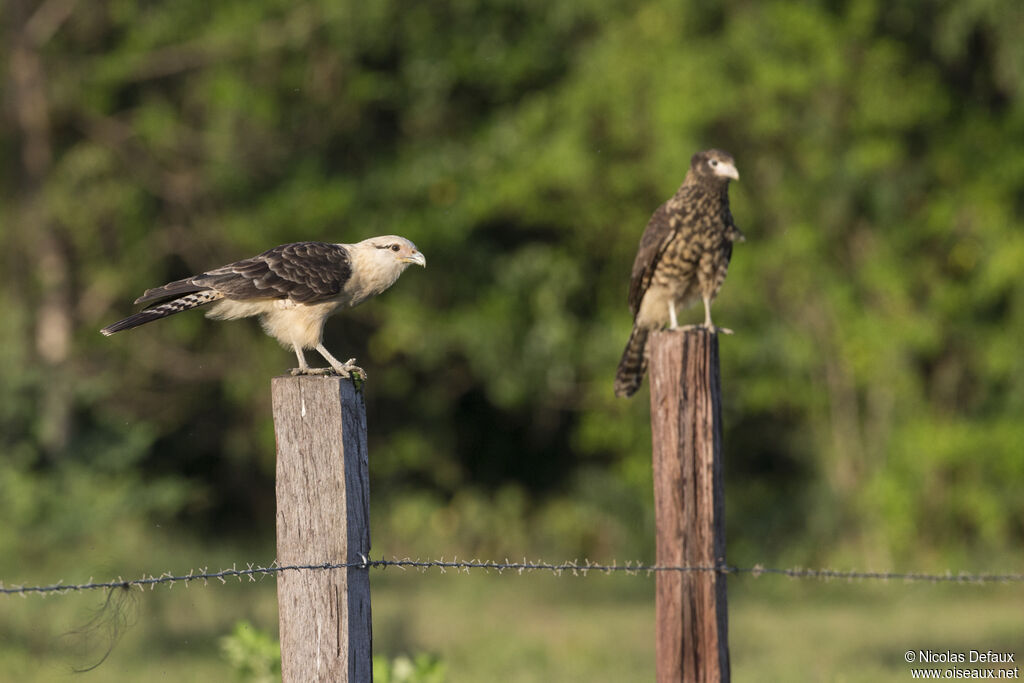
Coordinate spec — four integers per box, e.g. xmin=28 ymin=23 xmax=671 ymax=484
xmin=3 ymin=553 xmax=1022 ymax=681
xmin=373 ymin=573 xmax=1023 ymax=682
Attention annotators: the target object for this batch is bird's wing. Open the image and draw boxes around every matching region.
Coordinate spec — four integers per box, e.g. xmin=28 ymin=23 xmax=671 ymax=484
xmin=722 ymin=202 xmax=745 ymax=242
xmin=627 ymin=191 xmax=695 ymax=316
xmin=195 ymin=242 xmax=353 ymax=303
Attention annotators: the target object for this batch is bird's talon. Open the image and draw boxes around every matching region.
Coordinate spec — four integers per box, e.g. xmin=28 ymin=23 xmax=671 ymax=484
xmin=335 ymin=359 xmax=365 ymax=380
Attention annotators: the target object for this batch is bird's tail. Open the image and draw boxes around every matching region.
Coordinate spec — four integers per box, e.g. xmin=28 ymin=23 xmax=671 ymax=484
xmin=614 ymin=326 xmax=649 ymax=398
xmin=100 ymin=289 xmax=223 ymax=336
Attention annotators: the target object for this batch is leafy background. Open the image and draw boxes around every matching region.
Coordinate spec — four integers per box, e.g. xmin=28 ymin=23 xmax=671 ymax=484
xmin=2 ymin=0 xmax=1022 ymax=679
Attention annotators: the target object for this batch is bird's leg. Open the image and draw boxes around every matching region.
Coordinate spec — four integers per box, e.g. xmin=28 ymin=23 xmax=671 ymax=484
xmin=289 ymin=345 xmax=313 ymax=376
xmin=702 ymin=295 xmax=733 ymax=335
xmin=673 ymin=298 xmax=712 ymax=334
xmin=289 ymin=343 xmax=336 ymax=375
xmin=315 ymin=343 xmax=366 ymax=380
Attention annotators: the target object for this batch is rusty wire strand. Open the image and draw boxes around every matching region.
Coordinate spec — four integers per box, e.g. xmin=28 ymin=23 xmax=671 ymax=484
xmin=3 ymin=558 xmax=1023 ymax=597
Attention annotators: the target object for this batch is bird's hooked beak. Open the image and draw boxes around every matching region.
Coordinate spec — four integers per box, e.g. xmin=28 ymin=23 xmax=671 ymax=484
xmin=715 ymin=161 xmax=740 ymax=181
xmin=402 ymin=251 xmax=427 ymax=268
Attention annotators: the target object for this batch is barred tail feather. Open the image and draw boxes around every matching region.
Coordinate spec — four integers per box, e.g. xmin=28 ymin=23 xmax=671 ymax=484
xmin=100 ymin=290 xmax=223 ymax=336
xmin=614 ymin=326 xmax=649 ymax=397
xmin=134 ymin=278 xmax=207 ymax=305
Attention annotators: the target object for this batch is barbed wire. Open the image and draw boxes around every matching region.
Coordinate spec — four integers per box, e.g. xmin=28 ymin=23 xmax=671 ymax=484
xmin=2 ymin=557 xmax=1023 ymax=597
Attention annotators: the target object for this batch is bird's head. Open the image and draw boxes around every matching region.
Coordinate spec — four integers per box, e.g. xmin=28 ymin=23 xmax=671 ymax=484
xmin=691 ymin=149 xmax=739 ymax=185
xmin=362 ymin=235 xmax=427 ymax=270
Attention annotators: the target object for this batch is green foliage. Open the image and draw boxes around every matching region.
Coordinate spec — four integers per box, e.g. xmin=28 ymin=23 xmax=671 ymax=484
xmin=374 ymin=653 xmax=447 ymax=683
xmin=2 ymin=0 xmax=1022 ymax=579
xmin=218 ymin=620 xmax=446 ymax=683
xmin=372 ymin=469 xmax=652 ymax=561
xmin=219 ymin=621 xmax=281 ymax=683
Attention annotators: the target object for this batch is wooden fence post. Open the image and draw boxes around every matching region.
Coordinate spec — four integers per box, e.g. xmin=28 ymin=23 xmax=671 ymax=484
xmin=271 ymin=376 xmax=372 ymax=682
xmin=648 ymin=329 xmax=730 ymax=683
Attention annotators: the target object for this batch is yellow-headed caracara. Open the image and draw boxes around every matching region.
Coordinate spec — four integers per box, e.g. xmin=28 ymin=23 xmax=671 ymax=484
xmin=101 ymin=236 xmax=426 ymax=378
xmin=614 ymin=149 xmax=744 ymax=398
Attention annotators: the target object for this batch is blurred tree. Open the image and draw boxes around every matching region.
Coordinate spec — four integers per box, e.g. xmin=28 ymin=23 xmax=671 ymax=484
xmin=1 ymin=0 xmax=1022 ymax=566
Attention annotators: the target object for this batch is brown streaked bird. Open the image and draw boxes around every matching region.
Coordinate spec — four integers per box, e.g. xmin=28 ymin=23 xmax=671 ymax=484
xmin=614 ymin=149 xmax=744 ymax=398
xmin=101 ymin=236 xmax=426 ymax=378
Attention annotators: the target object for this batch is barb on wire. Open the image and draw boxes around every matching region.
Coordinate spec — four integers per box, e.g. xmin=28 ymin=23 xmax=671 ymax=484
xmin=2 ymin=558 xmax=1023 ymax=597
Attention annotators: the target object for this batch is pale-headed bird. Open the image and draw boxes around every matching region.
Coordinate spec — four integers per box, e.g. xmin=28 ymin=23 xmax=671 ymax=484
xmin=101 ymin=236 xmax=426 ymax=378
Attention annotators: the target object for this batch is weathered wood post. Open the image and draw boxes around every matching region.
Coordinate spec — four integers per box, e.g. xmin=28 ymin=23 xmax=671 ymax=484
xmin=648 ymin=328 xmax=729 ymax=682
xmin=271 ymin=375 xmax=372 ymax=682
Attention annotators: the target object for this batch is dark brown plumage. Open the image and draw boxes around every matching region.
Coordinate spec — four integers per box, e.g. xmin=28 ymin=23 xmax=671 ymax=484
xmin=136 ymin=242 xmax=354 ymax=306
xmin=614 ymin=149 xmax=744 ymax=398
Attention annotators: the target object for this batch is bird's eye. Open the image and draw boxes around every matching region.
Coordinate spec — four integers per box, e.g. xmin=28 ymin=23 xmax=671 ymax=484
xmin=710 ymin=159 xmax=719 ymax=166
xmin=391 ymin=244 xmax=400 ymax=252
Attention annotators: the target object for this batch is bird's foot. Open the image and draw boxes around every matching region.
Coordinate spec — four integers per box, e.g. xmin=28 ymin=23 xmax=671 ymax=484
xmin=290 ymin=366 xmax=337 ymax=376
xmin=673 ymin=323 xmax=734 ymax=335
xmin=289 ymin=359 xmax=366 ymax=381
xmin=331 ymin=358 xmax=366 ymax=381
